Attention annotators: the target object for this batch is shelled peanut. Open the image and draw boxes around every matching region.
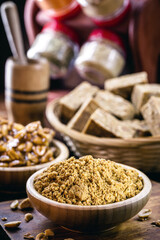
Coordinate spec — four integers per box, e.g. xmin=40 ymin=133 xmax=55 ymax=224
xmin=0 ymin=118 xmax=56 ymax=167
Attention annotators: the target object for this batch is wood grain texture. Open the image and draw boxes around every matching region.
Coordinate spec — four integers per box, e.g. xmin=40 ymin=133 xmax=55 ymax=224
xmin=5 ymin=57 xmax=50 ymax=125
xmin=46 ymin=98 xmax=160 ymax=173
xmin=0 ymin=181 xmax=159 ymax=240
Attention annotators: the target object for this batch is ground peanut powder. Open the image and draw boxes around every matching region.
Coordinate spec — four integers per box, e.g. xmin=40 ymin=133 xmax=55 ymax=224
xmin=34 ymin=155 xmax=143 ymax=205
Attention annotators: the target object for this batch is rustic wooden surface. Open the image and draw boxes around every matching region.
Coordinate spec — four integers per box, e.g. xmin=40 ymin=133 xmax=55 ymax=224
xmin=0 ymin=181 xmax=159 ymax=240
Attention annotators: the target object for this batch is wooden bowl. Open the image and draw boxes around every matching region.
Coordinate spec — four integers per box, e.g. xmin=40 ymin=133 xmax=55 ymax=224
xmin=0 ymin=140 xmax=69 ymax=191
xmin=46 ymin=99 xmax=160 ymax=173
xmin=27 ymin=163 xmax=152 ymax=232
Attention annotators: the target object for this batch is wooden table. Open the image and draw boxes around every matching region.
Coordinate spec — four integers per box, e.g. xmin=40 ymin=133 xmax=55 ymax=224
xmin=0 ymin=181 xmax=160 ymax=240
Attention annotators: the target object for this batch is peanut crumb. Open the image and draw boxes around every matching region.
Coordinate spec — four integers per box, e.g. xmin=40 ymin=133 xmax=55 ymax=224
xmin=34 ymin=155 xmax=143 ymax=206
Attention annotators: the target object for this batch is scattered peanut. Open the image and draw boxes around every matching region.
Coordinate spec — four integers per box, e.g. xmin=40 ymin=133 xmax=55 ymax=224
xmin=44 ymin=229 xmax=54 ymax=237
xmin=1 ymin=217 xmax=7 ymax=221
xmin=138 ymin=209 xmax=152 ymax=221
xmin=25 ymin=213 xmax=33 ymax=222
xmin=19 ymin=198 xmax=33 ymax=210
xmin=10 ymin=199 xmax=19 ymax=210
xmin=24 ymin=232 xmax=35 ymax=239
xmin=4 ymin=221 xmax=21 ymax=228
xmin=35 ymin=232 xmax=48 ymax=240
xmin=152 ymin=220 xmax=160 ymax=227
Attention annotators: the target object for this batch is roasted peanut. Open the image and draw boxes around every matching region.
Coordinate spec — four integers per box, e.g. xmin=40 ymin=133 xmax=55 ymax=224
xmin=26 ymin=122 xmax=40 ymax=133
xmin=24 ymin=232 xmax=35 ymax=239
xmin=0 ymin=118 xmax=55 ymax=167
xmin=0 ymin=162 xmax=9 ymax=167
xmin=26 ymin=160 xmax=32 ymax=166
xmin=35 ymin=232 xmax=48 ymax=240
xmin=138 ymin=209 xmax=152 ymax=221
xmin=7 ymin=149 xmax=20 ymax=160
xmin=32 ymin=136 xmax=44 ymax=145
xmin=0 ymin=155 xmax=11 ymax=162
xmin=41 ymin=150 xmax=54 ymax=163
xmin=1 ymin=124 xmax=8 ymax=136
xmin=15 ymin=129 xmax=26 ymax=139
xmin=4 ymin=221 xmax=21 ymax=228
xmin=17 ymin=143 xmax=26 ymax=151
xmin=25 ymin=141 xmax=33 ymax=152
xmin=0 ymin=143 xmax=6 ymax=152
xmin=152 ymin=220 xmax=160 ymax=227
xmin=25 ymin=213 xmax=33 ymax=222
xmin=44 ymin=229 xmax=54 ymax=237
xmin=13 ymin=123 xmax=24 ymax=131
xmin=10 ymin=200 xmax=19 ymax=210
xmin=19 ymin=198 xmax=33 ymax=210
xmin=27 ymin=153 xmax=39 ymax=164
xmin=33 ymin=146 xmax=46 ymax=156
xmin=9 ymin=160 xmax=25 ymax=167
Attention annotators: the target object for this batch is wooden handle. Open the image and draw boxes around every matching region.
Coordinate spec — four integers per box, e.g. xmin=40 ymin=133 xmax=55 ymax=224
xmin=1 ymin=1 xmax=27 ymax=64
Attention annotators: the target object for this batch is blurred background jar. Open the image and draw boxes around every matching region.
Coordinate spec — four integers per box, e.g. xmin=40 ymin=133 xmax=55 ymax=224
xmin=27 ymin=21 xmax=79 ymax=79
xmin=75 ymin=29 xmax=126 ymax=85
xmin=35 ymin=0 xmax=80 ymax=20
xmin=76 ymin=0 xmax=131 ymax=27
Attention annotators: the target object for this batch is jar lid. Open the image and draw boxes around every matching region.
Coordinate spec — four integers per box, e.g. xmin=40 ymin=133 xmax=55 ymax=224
xmin=92 ymin=0 xmax=131 ymax=27
xmin=88 ymin=29 xmax=125 ymax=55
xmin=42 ymin=21 xmax=79 ymax=45
xmin=43 ymin=1 xmax=81 ymax=21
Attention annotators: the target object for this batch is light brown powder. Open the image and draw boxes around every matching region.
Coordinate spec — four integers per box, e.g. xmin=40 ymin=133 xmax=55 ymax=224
xmin=34 ymin=155 xmax=143 ymax=206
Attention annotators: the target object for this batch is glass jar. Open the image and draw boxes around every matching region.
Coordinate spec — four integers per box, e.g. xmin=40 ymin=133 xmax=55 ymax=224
xmin=35 ymin=0 xmax=81 ymax=21
xmin=27 ymin=21 xmax=79 ymax=78
xmin=76 ymin=0 xmax=131 ymax=27
xmin=75 ymin=29 xmax=125 ymax=85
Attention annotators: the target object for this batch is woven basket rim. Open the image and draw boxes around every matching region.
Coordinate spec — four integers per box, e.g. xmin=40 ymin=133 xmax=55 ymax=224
xmin=46 ymin=98 xmax=160 ymax=148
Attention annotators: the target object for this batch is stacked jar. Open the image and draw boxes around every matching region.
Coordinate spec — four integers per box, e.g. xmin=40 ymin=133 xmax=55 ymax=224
xmin=75 ymin=29 xmax=126 ymax=85
xmin=27 ymin=21 xmax=79 ymax=78
xmin=76 ymin=0 xmax=131 ymax=26
xmin=35 ymin=0 xmax=81 ymax=20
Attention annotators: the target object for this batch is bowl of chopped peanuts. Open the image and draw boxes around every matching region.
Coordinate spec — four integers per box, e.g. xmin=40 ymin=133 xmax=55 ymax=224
xmin=26 ymin=155 xmax=152 ymax=232
xmin=0 ymin=118 xmax=69 ymax=190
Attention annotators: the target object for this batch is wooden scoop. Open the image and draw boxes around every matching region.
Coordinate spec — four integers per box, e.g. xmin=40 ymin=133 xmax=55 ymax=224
xmin=1 ymin=1 xmax=27 ymax=64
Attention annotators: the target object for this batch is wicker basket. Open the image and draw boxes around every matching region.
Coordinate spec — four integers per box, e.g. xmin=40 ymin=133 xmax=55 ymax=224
xmin=46 ymin=98 xmax=160 ymax=172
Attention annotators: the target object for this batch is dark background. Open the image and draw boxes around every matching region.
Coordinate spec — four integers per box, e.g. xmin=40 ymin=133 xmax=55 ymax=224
xmin=0 ymin=0 xmax=27 ymax=92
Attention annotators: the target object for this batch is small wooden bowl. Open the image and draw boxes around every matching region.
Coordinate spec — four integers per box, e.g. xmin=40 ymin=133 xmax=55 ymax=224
xmin=0 ymin=140 xmax=69 ymax=191
xmin=27 ymin=163 xmax=152 ymax=232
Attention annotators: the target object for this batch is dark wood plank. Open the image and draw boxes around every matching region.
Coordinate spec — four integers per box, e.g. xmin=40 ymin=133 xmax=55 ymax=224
xmin=0 ymin=181 xmax=160 ymax=240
